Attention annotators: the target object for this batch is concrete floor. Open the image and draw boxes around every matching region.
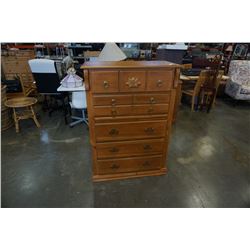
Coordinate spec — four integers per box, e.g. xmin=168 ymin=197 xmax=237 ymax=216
xmin=1 ymin=99 xmax=250 ymax=207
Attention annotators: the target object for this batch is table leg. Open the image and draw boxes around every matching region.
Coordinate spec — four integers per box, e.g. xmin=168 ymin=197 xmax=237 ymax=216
xmin=30 ymin=105 xmax=40 ymax=128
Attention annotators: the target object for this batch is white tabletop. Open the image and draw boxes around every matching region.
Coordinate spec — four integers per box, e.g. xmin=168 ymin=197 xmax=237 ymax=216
xmin=57 ymin=84 xmax=86 ymax=92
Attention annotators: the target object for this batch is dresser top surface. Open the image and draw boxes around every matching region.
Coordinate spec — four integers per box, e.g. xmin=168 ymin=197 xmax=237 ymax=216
xmin=81 ymin=60 xmax=180 ymax=69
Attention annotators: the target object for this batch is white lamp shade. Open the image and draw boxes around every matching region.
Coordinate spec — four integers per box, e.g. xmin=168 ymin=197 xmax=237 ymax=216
xmin=98 ymin=43 xmax=127 ymax=61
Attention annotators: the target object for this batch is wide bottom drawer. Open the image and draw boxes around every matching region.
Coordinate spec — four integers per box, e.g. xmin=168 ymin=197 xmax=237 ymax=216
xmin=96 ymin=138 xmax=165 ymax=159
xmin=97 ymin=155 xmax=163 ymax=175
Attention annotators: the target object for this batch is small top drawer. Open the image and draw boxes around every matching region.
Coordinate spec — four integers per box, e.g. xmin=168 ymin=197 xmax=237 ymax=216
xmin=90 ymin=70 xmax=119 ymax=93
xmin=147 ymin=70 xmax=174 ymax=91
xmin=119 ymin=70 xmax=146 ymax=92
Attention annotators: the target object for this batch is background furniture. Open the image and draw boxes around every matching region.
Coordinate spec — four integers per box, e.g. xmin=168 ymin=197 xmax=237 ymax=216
xmin=156 ymin=44 xmax=188 ymax=64
xmin=29 ymin=59 xmax=70 ymax=123
xmin=69 ymin=91 xmax=88 ymax=127
xmin=1 ymin=49 xmax=36 ymax=98
xmin=57 ymin=85 xmax=88 ymax=127
xmin=82 ymin=60 xmax=180 ymax=182
xmin=182 ymin=70 xmax=223 ymax=111
xmin=1 ymin=85 xmax=14 ymax=131
xmin=172 ymin=64 xmax=193 ymax=122
xmin=198 ymin=70 xmax=223 ymax=112
xmin=5 ymin=97 xmax=40 ymax=133
xmin=225 ymin=60 xmax=250 ymax=101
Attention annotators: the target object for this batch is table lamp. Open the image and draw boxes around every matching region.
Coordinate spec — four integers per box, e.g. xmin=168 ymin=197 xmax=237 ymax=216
xmin=98 ymin=43 xmax=127 ymax=61
xmin=60 ymin=67 xmax=83 ymax=88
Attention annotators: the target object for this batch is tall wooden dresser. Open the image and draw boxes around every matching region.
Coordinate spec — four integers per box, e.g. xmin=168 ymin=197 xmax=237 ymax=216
xmin=81 ymin=61 xmax=180 ymax=182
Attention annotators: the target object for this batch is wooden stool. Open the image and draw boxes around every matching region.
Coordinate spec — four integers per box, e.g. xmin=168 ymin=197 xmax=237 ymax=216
xmin=5 ymin=97 xmax=40 ymax=133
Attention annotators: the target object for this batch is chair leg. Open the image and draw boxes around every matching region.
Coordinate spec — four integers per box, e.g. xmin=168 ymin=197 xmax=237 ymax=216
xmin=199 ymin=90 xmax=205 ymax=111
xmin=207 ymin=90 xmax=216 ymax=113
xmin=191 ymin=95 xmax=195 ymax=112
xmin=82 ymin=109 xmax=89 ymax=126
xmin=13 ymin=108 xmax=19 ymax=133
xmin=30 ymin=105 xmax=41 ymax=128
xmin=69 ymin=109 xmax=88 ymax=127
xmin=67 ymin=94 xmax=72 ymax=116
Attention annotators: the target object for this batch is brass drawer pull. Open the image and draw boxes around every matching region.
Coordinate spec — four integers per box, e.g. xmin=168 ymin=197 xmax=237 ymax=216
xmin=111 ymin=98 xmax=116 ymax=105
xmin=157 ymin=80 xmax=163 ymax=87
xmin=150 ymin=97 xmax=156 ymax=104
xmin=144 ymin=127 xmax=155 ymax=133
xmin=109 ymin=128 xmax=119 ymax=136
xmin=143 ymin=161 xmax=151 ymax=167
xmin=111 ymin=109 xmax=117 ymax=116
xmin=143 ymin=144 xmax=152 ymax=150
xmin=126 ymin=77 xmax=141 ymax=88
xmin=111 ymin=164 xmax=120 ymax=169
xmin=103 ymin=80 xmax=109 ymax=89
xmin=109 ymin=147 xmax=119 ymax=153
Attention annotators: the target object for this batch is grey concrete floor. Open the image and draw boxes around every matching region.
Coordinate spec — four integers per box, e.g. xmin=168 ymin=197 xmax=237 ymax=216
xmin=1 ymin=98 xmax=250 ymax=208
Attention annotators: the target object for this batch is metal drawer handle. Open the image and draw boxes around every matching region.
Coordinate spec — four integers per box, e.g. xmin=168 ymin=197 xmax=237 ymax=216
xmin=157 ymin=80 xmax=163 ymax=87
xmin=109 ymin=128 xmax=119 ymax=136
xmin=126 ymin=77 xmax=141 ymax=88
xmin=143 ymin=161 xmax=151 ymax=167
xmin=144 ymin=127 xmax=155 ymax=133
xmin=103 ymin=80 xmax=109 ymax=88
xmin=111 ymin=164 xmax=120 ymax=169
xmin=109 ymin=147 xmax=119 ymax=153
xmin=111 ymin=109 xmax=117 ymax=116
xmin=111 ymin=98 xmax=116 ymax=105
xmin=150 ymin=97 xmax=156 ymax=104
xmin=143 ymin=144 xmax=152 ymax=150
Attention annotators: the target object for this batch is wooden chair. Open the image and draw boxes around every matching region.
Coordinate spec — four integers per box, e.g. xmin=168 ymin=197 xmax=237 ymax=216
xmin=198 ymin=70 xmax=223 ymax=112
xmin=182 ymin=70 xmax=223 ymax=111
xmin=5 ymin=73 xmax=37 ymax=99
xmin=18 ymin=73 xmax=37 ymax=96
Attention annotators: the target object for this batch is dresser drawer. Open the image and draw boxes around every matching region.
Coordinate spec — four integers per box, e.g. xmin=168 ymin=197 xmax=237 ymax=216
xmin=134 ymin=93 xmax=171 ymax=104
xmin=95 ymin=120 xmax=167 ymax=142
xmin=119 ymin=70 xmax=146 ymax=92
xmin=90 ymin=70 xmax=119 ymax=93
xmin=93 ymin=104 xmax=169 ymax=117
xmin=92 ymin=94 xmax=133 ymax=106
xmin=132 ymin=104 xmax=169 ymax=115
xmin=97 ymin=155 xmax=163 ymax=174
xmin=96 ymin=139 xmax=165 ymax=159
xmin=147 ymin=70 xmax=174 ymax=91
xmin=93 ymin=105 xmax=132 ymax=117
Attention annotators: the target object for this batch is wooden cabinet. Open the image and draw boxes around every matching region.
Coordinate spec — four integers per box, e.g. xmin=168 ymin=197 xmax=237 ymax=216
xmin=81 ymin=61 xmax=180 ymax=182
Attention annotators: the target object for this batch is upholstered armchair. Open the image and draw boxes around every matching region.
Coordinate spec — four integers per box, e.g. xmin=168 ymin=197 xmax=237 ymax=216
xmin=225 ymin=60 xmax=250 ymax=100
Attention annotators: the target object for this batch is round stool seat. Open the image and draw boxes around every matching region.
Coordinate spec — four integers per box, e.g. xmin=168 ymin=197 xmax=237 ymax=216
xmin=4 ymin=97 xmax=40 ymax=133
xmin=5 ymin=97 xmax=37 ymax=108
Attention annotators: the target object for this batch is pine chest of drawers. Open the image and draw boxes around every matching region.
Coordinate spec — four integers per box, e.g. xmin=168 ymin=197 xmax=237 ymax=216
xmin=81 ymin=61 xmax=180 ymax=182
